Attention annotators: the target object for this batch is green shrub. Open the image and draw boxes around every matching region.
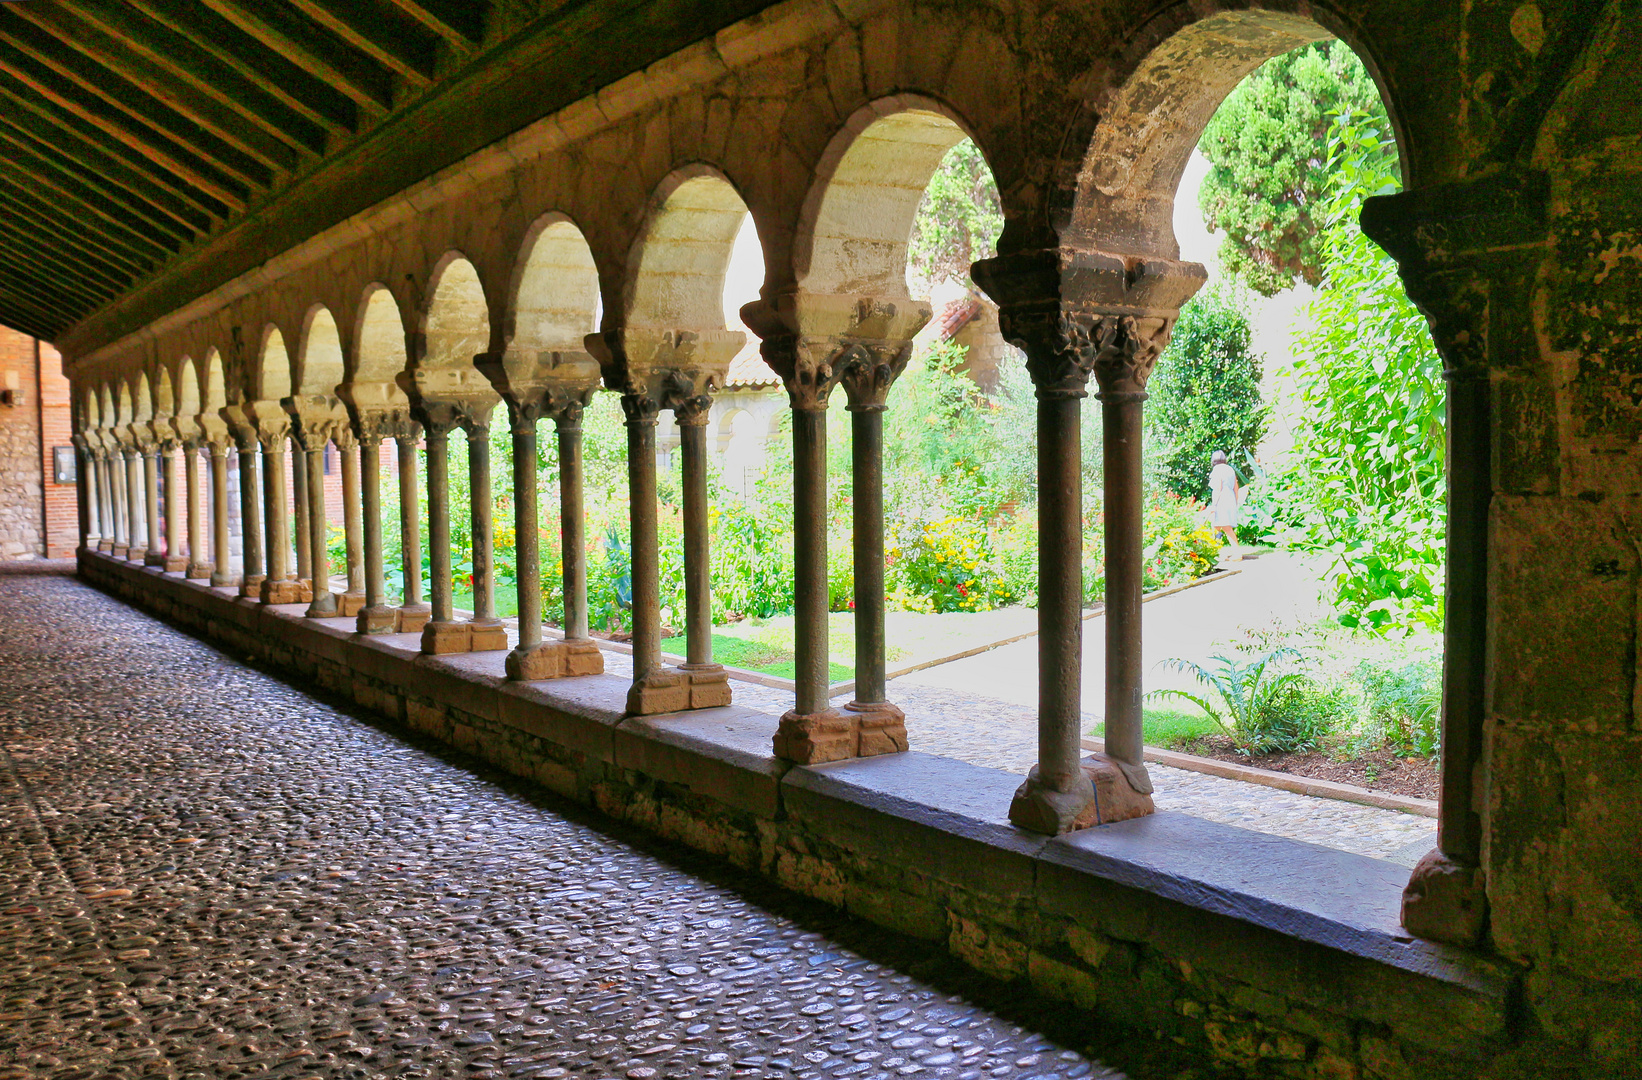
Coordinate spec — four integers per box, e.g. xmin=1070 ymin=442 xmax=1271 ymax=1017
xmin=1355 ymin=656 xmax=1442 ymax=757
xmin=888 ymin=514 xmax=1007 ymax=613
xmin=710 ymin=501 xmax=792 ymax=619
xmin=996 ymin=511 xmax=1038 ymax=606
xmin=1149 ymin=646 xmax=1347 ymax=755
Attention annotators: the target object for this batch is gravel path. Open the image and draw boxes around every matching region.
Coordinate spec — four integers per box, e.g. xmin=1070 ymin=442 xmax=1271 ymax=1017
xmin=0 ymin=567 xmax=1216 ymax=1080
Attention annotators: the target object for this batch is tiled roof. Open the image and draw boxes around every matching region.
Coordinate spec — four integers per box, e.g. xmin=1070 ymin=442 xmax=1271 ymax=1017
xmin=725 ymin=340 xmax=781 ymax=388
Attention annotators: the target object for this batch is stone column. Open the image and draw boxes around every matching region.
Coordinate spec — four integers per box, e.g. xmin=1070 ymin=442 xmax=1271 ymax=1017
xmin=357 ymin=430 xmax=395 ymax=634
xmin=142 ymin=445 xmax=163 ymax=566
xmin=1359 ymin=174 xmax=1546 ymax=947
xmin=839 ymin=347 xmax=913 ymax=756
xmin=395 ymin=431 xmax=430 ymax=633
xmin=126 ymin=449 xmax=146 ymax=561
xmin=291 ymin=442 xmax=311 ymax=587
xmin=420 ymin=421 xmax=466 ymax=653
xmin=259 ymin=432 xmax=303 ymax=604
xmin=209 ymin=442 xmax=234 ymax=586
xmin=503 ymin=404 xmax=547 ymax=675
xmin=159 ymin=442 xmax=187 ymax=571
xmin=337 ymin=434 xmax=366 ymax=616
xmin=299 ymin=434 xmax=336 ymax=618
xmin=97 ymin=450 xmax=117 ymax=552
xmin=674 ymin=395 xmax=732 ymax=708
xmin=621 ymin=389 xmax=685 ymax=712
xmin=463 ymin=419 xmax=508 ymax=651
xmin=236 ymin=433 xmax=265 ymax=596
xmin=185 ymin=441 xmax=211 ymax=578
xmin=765 ymin=339 xmax=851 ymax=761
xmin=73 ymin=435 xmax=97 ymax=550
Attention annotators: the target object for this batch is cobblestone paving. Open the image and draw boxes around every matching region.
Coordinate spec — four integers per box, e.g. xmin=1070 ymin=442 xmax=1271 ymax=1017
xmin=728 ymin=684 xmax=1436 ymax=866
xmin=0 ymin=568 xmax=1213 ymax=1080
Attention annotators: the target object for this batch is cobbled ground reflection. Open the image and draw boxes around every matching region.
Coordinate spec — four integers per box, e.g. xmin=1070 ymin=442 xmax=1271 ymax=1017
xmin=0 ymin=569 xmax=1208 ymax=1080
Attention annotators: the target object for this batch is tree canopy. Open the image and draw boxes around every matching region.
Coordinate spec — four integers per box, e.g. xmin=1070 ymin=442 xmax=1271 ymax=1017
xmin=1197 ymin=42 xmax=1389 ymax=296
xmin=907 ymin=139 xmax=1002 ymax=293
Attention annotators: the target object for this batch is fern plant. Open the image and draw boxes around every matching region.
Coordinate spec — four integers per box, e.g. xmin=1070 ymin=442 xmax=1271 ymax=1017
xmin=1149 ymin=647 xmax=1341 ymax=755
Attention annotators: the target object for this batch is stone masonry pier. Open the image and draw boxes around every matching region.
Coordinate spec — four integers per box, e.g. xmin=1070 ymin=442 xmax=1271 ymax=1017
xmin=58 ymin=552 xmax=1515 ymax=1079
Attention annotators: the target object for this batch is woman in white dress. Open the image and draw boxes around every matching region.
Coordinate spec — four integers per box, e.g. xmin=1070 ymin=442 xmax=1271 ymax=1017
xmin=1208 ymin=450 xmax=1241 ymax=560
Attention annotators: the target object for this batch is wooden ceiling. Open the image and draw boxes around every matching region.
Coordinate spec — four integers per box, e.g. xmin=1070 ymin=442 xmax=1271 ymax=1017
xmin=0 ymin=0 xmax=764 ymax=348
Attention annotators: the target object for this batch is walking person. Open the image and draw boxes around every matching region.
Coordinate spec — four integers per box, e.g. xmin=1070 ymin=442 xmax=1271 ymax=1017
xmin=1208 ymin=450 xmax=1241 ymax=561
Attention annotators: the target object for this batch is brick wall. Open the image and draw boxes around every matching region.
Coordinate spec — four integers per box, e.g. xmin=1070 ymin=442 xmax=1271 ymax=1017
xmin=0 ymin=325 xmax=75 ymax=560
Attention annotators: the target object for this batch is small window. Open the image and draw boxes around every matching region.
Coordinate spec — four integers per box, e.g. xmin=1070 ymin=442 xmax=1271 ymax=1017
xmin=52 ymin=446 xmax=76 ymax=485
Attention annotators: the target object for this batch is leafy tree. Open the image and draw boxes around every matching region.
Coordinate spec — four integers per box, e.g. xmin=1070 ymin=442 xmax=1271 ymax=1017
xmin=907 ymin=139 xmax=1002 ymax=292
xmin=1148 ymin=285 xmax=1269 ymax=500
xmin=1197 ymin=42 xmax=1388 ymax=295
xmin=1281 ymin=110 xmax=1445 ymax=634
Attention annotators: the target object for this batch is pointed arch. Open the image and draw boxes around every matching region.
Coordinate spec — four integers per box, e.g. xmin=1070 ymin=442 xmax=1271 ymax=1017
xmin=297 ymin=304 xmax=345 ymax=396
xmin=625 ymin=168 xmax=753 ymax=331
xmin=420 ymin=253 xmax=490 ymax=367
xmin=256 ymin=325 xmax=292 ymax=401
xmin=154 ymin=365 xmax=176 ymax=420
xmin=795 ymin=99 xmax=979 ymax=298
xmin=176 ymin=357 xmax=200 ymax=418
xmin=352 ymin=284 xmax=409 ymax=383
xmin=509 ymin=214 xmax=600 ymax=357
xmin=203 ymin=349 xmax=227 ymax=411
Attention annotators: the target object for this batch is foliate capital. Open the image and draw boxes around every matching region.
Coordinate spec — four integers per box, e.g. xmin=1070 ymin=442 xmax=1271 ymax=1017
xmin=1092 ymin=314 xmax=1174 ymax=400
xmin=998 ymin=310 xmax=1099 ymax=399
xmin=620 ymin=390 xmax=662 ymax=427
xmin=838 ymin=343 xmax=912 ymax=412
xmin=762 ymin=335 xmax=846 ymax=412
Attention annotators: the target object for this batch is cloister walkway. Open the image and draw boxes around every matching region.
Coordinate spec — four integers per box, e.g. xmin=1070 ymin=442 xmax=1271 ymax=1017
xmin=0 ymin=567 xmax=1202 ymax=1080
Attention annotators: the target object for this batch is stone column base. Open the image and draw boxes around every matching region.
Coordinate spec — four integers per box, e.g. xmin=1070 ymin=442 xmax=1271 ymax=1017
xmin=1401 ymin=850 xmax=1488 ymax=946
xmin=846 ymin=700 xmax=909 ymax=757
xmin=145 ymin=550 xmax=167 ymax=568
xmin=421 ymin=620 xmax=472 ymax=654
xmin=163 ymin=556 xmax=189 ymax=573
xmin=1008 ymin=754 xmax=1155 ymax=835
xmin=240 ymin=574 xmax=266 ymax=599
xmin=111 ymin=544 xmax=128 ymax=558
xmin=210 ymin=571 xmax=235 ymax=588
xmin=505 ymin=639 xmax=606 ymax=681
xmin=680 ymin=663 xmax=733 ymax=709
xmin=125 ymin=545 xmax=144 ymax=562
xmin=627 ymin=668 xmax=692 ymax=715
xmin=357 ymin=605 xmax=398 ymax=634
xmin=260 ymin=578 xmax=312 ymax=605
xmin=395 ymin=604 xmax=431 ymax=634
xmin=336 ymin=592 xmax=366 ymax=617
xmin=773 ymin=708 xmax=856 ymax=764
xmin=468 ymin=619 xmax=508 ymax=652
xmin=305 ymin=592 xmax=339 ymax=618
xmin=97 ymin=540 xmax=114 ymax=553
xmin=187 ymin=561 xmax=213 ymax=580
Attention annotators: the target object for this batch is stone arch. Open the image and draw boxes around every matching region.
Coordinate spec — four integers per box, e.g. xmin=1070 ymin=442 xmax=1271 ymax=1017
xmin=296 ymin=304 xmax=346 ymax=397
xmin=794 ymin=97 xmax=981 ymax=298
xmin=101 ymin=383 xmax=118 ymax=432
xmin=203 ymin=349 xmax=227 ymax=412
xmin=132 ymin=371 xmax=152 ymax=425
xmin=176 ymin=357 xmax=200 ymax=419
xmin=715 ymin=405 xmax=746 ymax=455
xmin=256 ymin=325 xmax=292 ymax=401
xmin=623 ymin=167 xmax=752 ymax=332
xmin=1063 ymin=5 xmax=1404 ymax=258
xmin=419 ymin=252 xmax=490 ymax=366
xmin=351 ymin=284 xmax=408 ymax=383
xmin=508 ymin=213 xmax=600 ymax=357
xmin=154 ymin=364 xmax=176 ymax=422
xmin=82 ymin=384 xmax=101 ymax=430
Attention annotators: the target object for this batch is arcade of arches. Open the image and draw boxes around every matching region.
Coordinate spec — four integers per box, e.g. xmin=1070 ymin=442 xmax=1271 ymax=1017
xmin=16 ymin=0 xmax=1642 ymax=1076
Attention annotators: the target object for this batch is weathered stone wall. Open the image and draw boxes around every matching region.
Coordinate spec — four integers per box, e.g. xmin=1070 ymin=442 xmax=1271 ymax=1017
xmin=0 ymin=326 xmax=75 ymax=559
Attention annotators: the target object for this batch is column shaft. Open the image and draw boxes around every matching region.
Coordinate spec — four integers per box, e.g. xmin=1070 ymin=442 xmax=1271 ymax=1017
xmin=680 ymin=419 xmax=712 ymax=667
xmin=341 ymin=442 xmax=364 ymax=599
xmin=398 ymin=437 xmax=424 ymax=610
xmin=426 ymin=430 xmax=453 ymax=624
xmin=262 ymin=444 xmax=289 ymax=581
xmin=79 ymin=446 xmax=96 ymax=546
xmin=210 ymin=445 xmax=233 ymax=585
xmin=359 ymin=437 xmax=393 ymax=632
xmin=1101 ymin=392 xmax=1147 ymax=777
xmin=850 ymin=408 xmax=887 ymax=705
xmin=1037 ymin=395 xmax=1085 ymax=793
xmin=163 ymin=448 xmax=184 ymax=568
xmin=185 ymin=445 xmax=208 ymax=575
xmin=1440 ymin=367 xmax=1488 ymax=866
xmin=291 ymin=446 xmax=311 ymax=583
xmin=626 ymin=406 xmax=661 ymax=684
xmin=127 ymin=454 xmax=145 ymax=557
xmin=467 ymin=428 xmax=497 ymax=623
xmin=239 ymin=444 xmax=264 ymax=586
xmin=144 ymin=450 xmax=162 ymax=558
xmin=305 ymin=446 xmax=336 ymax=616
xmin=513 ymin=422 xmax=541 ymax=650
xmin=792 ymin=408 xmax=829 ymax=716
xmin=558 ymin=418 xmax=588 ymax=641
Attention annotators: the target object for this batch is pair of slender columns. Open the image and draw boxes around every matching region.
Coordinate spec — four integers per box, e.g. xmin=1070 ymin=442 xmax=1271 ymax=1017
xmin=257 ymin=435 xmax=309 ymax=605
xmin=124 ymin=450 xmax=146 ymax=561
xmin=419 ymin=421 xmax=506 ymax=653
xmin=183 ymin=442 xmax=211 ymax=578
xmin=236 ymin=436 xmax=265 ymax=595
xmin=159 ymin=444 xmax=187 ymax=572
xmin=620 ymin=390 xmax=730 ymax=714
xmin=209 ymin=443 xmax=234 ymax=586
xmin=501 ymin=400 xmax=603 ymax=681
xmin=766 ymin=343 xmax=909 ymax=764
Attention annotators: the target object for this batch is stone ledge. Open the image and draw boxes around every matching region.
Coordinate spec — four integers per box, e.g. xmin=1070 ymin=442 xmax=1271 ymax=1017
xmin=75 ymin=549 xmax=1519 ymax=1070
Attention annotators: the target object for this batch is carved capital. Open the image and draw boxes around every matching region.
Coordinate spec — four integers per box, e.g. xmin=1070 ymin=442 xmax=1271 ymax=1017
xmin=762 ymin=335 xmax=847 ymax=412
xmin=838 ymin=343 xmax=912 ymax=412
xmin=620 ymin=390 xmax=662 ymax=427
xmin=1092 ymin=314 xmax=1174 ymax=400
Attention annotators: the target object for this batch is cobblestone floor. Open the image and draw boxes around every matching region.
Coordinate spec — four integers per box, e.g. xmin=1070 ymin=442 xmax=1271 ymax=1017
xmin=0 ymin=567 xmax=1217 ymax=1080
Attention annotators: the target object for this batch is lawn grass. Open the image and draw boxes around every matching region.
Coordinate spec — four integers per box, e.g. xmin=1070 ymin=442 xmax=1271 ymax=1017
xmin=450 ymin=588 xmax=519 ymax=618
xmin=661 ymin=632 xmax=853 ymax=683
xmin=1088 ymin=708 xmax=1222 ymax=750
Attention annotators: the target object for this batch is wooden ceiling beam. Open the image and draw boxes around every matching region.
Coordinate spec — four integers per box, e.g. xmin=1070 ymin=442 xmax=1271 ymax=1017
xmin=195 ymin=0 xmax=395 ymax=115
xmin=0 ymin=81 xmax=233 ymax=225
xmin=0 ymin=218 xmax=140 ymax=297
xmin=0 ymin=183 xmax=170 ymax=272
xmin=0 ymin=54 xmax=250 ymax=214
xmin=0 ymin=128 xmax=197 ymax=249
xmin=0 ymin=114 xmax=214 ymax=237
xmin=0 ymin=14 xmax=274 ymax=193
xmin=381 ymin=0 xmax=484 ymax=51
xmin=0 ymin=162 xmax=182 ymax=261
xmin=10 ymin=2 xmax=305 ymax=173
xmin=132 ymin=0 xmax=358 ymax=139
xmin=55 ymin=0 xmax=329 ymax=157
xmin=0 ymin=266 xmax=104 ymax=327
xmin=0 ymin=223 xmax=132 ymax=303
xmin=0 ymin=285 xmax=75 ymax=339
xmin=285 ymin=0 xmax=437 ymax=87
xmin=0 ymin=191 xmax=156 ymax=284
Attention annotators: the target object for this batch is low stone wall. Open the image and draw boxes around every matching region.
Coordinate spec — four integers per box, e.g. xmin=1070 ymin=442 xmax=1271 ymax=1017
xmin=79 ymin=550 xmax=1526 ymax=1080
